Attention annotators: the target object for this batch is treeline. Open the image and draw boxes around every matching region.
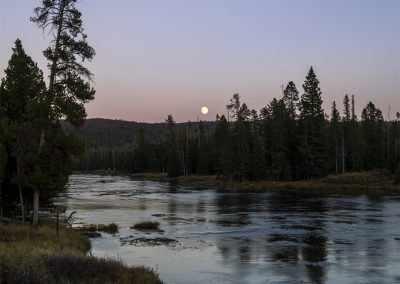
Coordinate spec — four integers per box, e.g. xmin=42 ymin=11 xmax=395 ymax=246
xmin=73 ymin=67 xmax=400 ymax=180
xmin=62 ymin=118 xmax=215 ymax=149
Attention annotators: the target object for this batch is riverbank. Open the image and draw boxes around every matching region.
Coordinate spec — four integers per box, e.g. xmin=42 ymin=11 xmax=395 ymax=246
xmin=0 ymin=220 xmax=162 ymax=284
xmin=130 ymin=170 xmax=400 ymax=193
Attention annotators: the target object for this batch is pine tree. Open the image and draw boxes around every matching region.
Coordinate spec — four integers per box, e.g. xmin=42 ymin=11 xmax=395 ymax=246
xmin=31 ymin=0 xmax=95 ymax=227
xmin=299 ymin=67 xmax=324 ymax=121
xmin=249 ymin=111 xmax=266 ymax=180
xmin=329 ymin=101 xmax=341 ymax=174
xmin=264 ymin=98 xmax=290 ymax=180
xmin=343 ymin=94 xmax=351 ymax=122
xmin=214 ymin=115 xmax=234 ymax=180
xmin=299 ymin=67 xmax=327 ymax=178
xmin=361 ymin=102 xmax=385 ymax=170
xmin=31 ymin=0 xmax=95 ymax=126
xmin=165 ymin=115 xmax=182 ymax=177
xmin=0 ymin=40 xmax=46 ymax=121
xmin=350 ymin=94 xmax=360 ymax=171
xmin=283 ymin=81 xmax=299 ymax=120
xmin=227 ymin=95 xmax=251 ymax=180
xmin=283 ymin=81 xmax=300 ymax=179
xmin=341 ymin=94 xmax=352 ymax=173
xmin=196 ymin=122 xmax=209 ymax=175
xmin=0 ymin=40 xmax=46 ymax=224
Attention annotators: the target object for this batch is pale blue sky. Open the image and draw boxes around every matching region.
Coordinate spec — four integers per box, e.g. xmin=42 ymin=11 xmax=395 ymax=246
xmin=1 ymin=0 xmax=399 ymax=122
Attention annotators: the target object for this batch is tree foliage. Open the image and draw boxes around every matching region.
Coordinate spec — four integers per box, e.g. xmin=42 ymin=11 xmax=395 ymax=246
xmin=0 ymin=40 xmax=47 ymax=223
xmin=31 ymin=0 xmax=95 ymax=127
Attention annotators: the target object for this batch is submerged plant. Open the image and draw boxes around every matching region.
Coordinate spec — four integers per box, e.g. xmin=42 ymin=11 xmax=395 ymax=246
xmin=132 ymin=221 xmax=160 ymax=230
xmin=75 ymin=223 xmax=119 ymax=237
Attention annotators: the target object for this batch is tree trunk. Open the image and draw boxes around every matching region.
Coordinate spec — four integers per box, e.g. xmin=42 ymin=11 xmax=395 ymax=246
xmin=335 ymin=136 xmax=338 ymax=174
xmin=32 ymin=188 xmax=40 ymax=228
xmin=48 ymin=1 xmax=66 ymax=92
xmin=17 ymin=180 xmax=25 ymax=225
xmin=16 ymin=156 xmax=25 ymax=225
xmin=33 ymin=128 xmax=46 ymax=228
xmin=342 ymin=134 xmax=345 ymax=175
xmin=352 ymin=140 xmax=355 ymax=171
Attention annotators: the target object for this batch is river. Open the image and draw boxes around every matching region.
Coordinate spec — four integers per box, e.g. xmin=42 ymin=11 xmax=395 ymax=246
xmin=54 ymin=174 xmax=400 ymax=284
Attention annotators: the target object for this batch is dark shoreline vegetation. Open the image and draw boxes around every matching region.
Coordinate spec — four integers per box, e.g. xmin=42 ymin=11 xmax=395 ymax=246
xmin=0 ymin=220 xmax=162 ymax=284
xmin=130 ymin=169 xmax=400 ymax=193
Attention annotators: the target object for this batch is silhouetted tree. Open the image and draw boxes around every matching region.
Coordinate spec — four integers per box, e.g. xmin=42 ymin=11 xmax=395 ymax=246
xmin=361 ymin=102 xmax=385 ymax=170
xmin=214 ymin=115 xmax=234 ymax=180
xmin=298 ymin=67 xmax=327 ymax=178
xmin=31 ymin=0 xmax=95 ymax=227
xmin=165 ymin=115 xmax=181 ymax=177
xmin=283 ymin=81 xmax=300 ymax=179
xmin=329 ymin=101 xmax=341 ymax=174
xmin=0 ymin=40 xmax=46 ymax=224
xmin=227 ymin=94 xmax=251 ymax=180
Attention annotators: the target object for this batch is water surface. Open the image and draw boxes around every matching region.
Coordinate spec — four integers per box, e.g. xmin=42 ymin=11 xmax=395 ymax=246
xmin=55 ymin=174 xmax=400 ymax=284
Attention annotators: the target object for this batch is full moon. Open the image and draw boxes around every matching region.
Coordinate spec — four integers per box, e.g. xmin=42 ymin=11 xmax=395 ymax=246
xmin=201 ymin=106 xmax=209 ymax=115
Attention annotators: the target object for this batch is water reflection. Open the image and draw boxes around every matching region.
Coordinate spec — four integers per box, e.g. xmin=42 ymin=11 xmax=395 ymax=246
xmin=266 ymin=192 xmax=328 ymax=284
xmin=56 ymin=175 xmax=400 ymax=284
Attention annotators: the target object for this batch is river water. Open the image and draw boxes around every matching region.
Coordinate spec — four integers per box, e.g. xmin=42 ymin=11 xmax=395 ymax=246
xmin=55 ymin=174 xmax=400 ymax=284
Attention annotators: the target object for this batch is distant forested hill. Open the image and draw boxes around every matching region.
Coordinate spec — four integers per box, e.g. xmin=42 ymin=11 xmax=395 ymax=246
xmin=62 ymin=118 xmax=216 ymax=149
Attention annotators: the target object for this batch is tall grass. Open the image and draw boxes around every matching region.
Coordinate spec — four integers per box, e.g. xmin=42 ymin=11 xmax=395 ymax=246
xmin=0 ymin=222 xmax=162 ymax=283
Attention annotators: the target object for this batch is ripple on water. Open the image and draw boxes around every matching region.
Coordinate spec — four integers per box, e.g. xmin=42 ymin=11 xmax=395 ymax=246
xmin=55 ymin=174 xmax=400 ymax=284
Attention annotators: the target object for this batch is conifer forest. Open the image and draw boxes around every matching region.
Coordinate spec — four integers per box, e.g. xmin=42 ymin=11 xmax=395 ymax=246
xmin=71 ymin=68 xmax=400 ymax=181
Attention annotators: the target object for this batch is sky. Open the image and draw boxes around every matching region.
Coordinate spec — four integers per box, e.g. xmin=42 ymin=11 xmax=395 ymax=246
xmin=0 ymin=0 xmax=399 ymax=122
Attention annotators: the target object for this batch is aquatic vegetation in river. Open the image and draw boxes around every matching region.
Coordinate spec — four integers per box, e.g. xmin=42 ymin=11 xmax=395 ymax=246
xmin=75 ymin=223 xmax=119 ymax=237
xmin=120 ymin=236 xmax=178 ymax=247
xmin=132 ymin=221 xmax=160 ymax=230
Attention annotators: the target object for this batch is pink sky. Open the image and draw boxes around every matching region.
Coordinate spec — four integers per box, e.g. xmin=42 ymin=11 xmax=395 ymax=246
xmin=1 ymin=0 xmax=399 ymax=122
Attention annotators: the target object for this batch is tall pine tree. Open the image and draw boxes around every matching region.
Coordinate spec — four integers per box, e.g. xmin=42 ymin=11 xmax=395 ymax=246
xmin=0 ymin=40 xmax=46 ymax=224
xmin=361 ymin=102 xmax=385 ymax=170
xmin=329 ymin=101 xmax=341 ymax=174
xmin=30 ymin=0 xmax=95 ymax=227
xmin=283 ymin=81 xmax=300 ymax=179
xmin=165 ymin=115 xmax=182 ymax=177
xmin=299 ymin=67 xmax=327 ymax=178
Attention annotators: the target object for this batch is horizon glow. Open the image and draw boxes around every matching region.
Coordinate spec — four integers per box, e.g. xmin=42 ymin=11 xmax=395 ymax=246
xmin=1 ymin=0 xmax=399 ymax=122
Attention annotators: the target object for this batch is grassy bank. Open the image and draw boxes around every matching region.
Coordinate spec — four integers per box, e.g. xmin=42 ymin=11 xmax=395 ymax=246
xmin=0 ymin=221 xmax=162 ymax=284
xmin=131 ymin=170 xmax=400 ymax=193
